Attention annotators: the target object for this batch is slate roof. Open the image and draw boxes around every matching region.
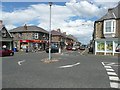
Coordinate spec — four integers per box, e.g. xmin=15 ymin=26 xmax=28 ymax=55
xmin=9 ymin=26 xmax=49 ymax=34
xmin=51 ymin=30 xmax=66 ymax=37
xmin=97 ymin=3 xmax=120 ymax=21
xmin=66 ymin=34 xmax=79 ymax=42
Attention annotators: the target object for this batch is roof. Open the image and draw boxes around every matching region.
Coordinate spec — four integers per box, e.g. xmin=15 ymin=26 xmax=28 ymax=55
xmin=9 ymin=26 xmax=49 ymax=34
xmin=0 ymin=25 xmax=13 ymax=38
xmin=97 ymin=3 xmax=120 ymax=21
xmin=51 ymin=30 xmax=66 ymax=37
xmin=66 ymin=34 xmax=79 ymax=42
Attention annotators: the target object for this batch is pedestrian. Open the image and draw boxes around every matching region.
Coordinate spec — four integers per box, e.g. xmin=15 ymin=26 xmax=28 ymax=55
xmin=26 ymin=46 xmax=28 ymax=53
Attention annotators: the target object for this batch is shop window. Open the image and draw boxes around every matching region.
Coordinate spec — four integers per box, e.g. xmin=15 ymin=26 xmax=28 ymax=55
xmin=106 ymin=41 xmax=113 ymax=51
xmin=115 ymin=42 xmax=120 ymax=52
xmin=97 ymin=41 xmax=105 ymax=51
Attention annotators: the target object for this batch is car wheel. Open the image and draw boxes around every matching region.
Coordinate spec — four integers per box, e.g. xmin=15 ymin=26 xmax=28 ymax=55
xmin=10 ymin=53 xmax=14 ymax=56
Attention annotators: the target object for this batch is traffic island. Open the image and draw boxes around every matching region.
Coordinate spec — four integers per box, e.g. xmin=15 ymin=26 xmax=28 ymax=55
xmin=41 ymin=58 xmax=59 ymax=63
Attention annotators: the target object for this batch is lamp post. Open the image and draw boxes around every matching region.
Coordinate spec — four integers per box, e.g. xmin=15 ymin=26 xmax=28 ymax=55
xmin=49 ymin=2 xmax=52 ymax=60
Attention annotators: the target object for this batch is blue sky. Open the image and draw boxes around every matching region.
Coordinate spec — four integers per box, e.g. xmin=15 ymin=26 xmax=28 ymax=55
xmin=1 ymin=0 xmax=119 ymax=44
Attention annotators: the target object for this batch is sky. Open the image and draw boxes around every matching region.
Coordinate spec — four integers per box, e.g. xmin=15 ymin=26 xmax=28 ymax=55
xmin=0 ymin=0 xmax=120 ymax=44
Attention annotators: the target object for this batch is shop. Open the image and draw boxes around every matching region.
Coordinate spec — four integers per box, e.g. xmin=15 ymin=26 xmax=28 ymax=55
xmin=20 ymin=40 xmax=46 ymax=51
xmin=95 ymin=38 xmax=120 ymax=56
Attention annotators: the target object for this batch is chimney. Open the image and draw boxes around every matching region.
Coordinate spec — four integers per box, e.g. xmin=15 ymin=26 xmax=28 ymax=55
xmin=108 ymin=8 xmax=113 ymax=12
xmin=24 ymin=24 xmax=27 ymax=30
xmin=57 ymin=28 xmax=61 ymax=32
xmin=63 ymin=32 xmax=66 ymax=35
xmin=0 ymin=20 xmax=3 ymax=29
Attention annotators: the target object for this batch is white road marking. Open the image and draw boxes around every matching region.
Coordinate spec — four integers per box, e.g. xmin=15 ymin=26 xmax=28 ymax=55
xmin=104 ymin=66 xmax=112 ymax=69
xmin=80 ymin=49 xmax=86 ymax=55
xmin=58 ymin=62 xmax=80 ymax=68
xmin=102 ymin=62 xmax=120 ymax=88
xmin=106 ymin=69 xmax=115 ymax=72
xmin=103 ymin=62 xmax=120 ymax=67
xmin=107 ymin=72 xmax=117 ymax=76
xmin=101 ymin=62 xmax=105 ymax=66
xmin=110 ymin=82 xmax=120 ymax=88
xmin=109 ymin=76 xmax=120 ymax=81
xmin=18 ymin=60 xmax=25 ymax=65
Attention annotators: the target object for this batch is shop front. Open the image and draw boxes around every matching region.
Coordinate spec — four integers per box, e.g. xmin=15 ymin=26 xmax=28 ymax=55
xmin=95 ymin=38 xmax=120 ymax=56
xmin=20 ymin=40 xmax=46 ymax=51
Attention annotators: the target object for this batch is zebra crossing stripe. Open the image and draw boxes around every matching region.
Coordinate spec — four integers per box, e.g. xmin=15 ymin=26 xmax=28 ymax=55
xmin=106 ymin=69 xmax=115 ymax=72
xmin=104 ymin=66 xmax=112 ymax=69
xmin=107 ymin=72 xmax=117 ymax=76
xmin=102 ymin=62 xmax=120 ymax=88
xmin=109 ymin=76 xmax=120 ymax=81
xmin=110 ymin=82 xmax=120 ymax=88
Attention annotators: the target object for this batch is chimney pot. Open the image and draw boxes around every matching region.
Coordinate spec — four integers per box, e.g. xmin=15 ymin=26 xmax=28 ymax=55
xmin=57 ymin=28 xmax=61 ymax=32
xmin=108 ymin=8 xmax=113 ymax=12
xmin=24 ymin=24 xmax=27 ymax=30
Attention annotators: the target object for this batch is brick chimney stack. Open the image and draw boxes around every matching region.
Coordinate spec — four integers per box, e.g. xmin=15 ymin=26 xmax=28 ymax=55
xmin=24 ymin=24 xmax=27 ymax=30
xmin=108 ymin=8 xmax=113 ymax=12
xmin=0 ymin=20 xmax=3 ymax=30
xmin=57 ymin=28 xmax=61 ymax=32
xmin=63 ymin=32 xmax=66 ymax=35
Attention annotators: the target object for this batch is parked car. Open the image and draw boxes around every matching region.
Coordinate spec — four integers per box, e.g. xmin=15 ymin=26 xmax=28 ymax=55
xmin=66 ymin=46 xmax=72 ymax=50
xmin=79 ymin=46 xmax=85 ymax=50
xmin=0 ymin=48 xmax=14 ymax=57
xmin=46 ymin=45 xmax=59 ymax=53
xmin=115 ymin=44 xmax=120 ymax=52
xmin=72 ymin=47 xmax=78 ymax=51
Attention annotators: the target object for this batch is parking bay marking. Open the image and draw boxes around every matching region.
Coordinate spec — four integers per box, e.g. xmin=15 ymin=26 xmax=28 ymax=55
xmin=58 ymin=62 xmax=80 ymax=68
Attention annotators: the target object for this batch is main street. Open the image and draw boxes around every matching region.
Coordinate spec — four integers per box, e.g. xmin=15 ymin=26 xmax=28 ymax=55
xmin=2 ymin=50 xmax=119 ymax=88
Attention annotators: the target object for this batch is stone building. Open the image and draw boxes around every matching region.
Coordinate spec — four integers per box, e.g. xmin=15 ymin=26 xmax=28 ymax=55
xmin=10 ymin=24 xmax=49 ymax=51
xmin=93 ymin=3 xmax=120 ymax=56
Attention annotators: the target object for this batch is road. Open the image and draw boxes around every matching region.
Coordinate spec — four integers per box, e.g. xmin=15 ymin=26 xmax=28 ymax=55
xmin=2 ymin=50 xmax=120 ymax=88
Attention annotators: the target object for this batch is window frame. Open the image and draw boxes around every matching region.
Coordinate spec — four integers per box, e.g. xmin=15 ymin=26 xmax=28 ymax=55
xmin=103 ymin=19 xmax=116 ymax=34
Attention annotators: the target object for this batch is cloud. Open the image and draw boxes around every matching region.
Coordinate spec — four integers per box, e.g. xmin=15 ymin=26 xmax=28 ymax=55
xmin=1 ymin=1 xmax=119 ymax=44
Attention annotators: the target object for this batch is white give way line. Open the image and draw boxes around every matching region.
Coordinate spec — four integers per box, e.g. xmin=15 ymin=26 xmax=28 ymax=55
xmin=18 ymin=60 xmax=26 ymax=65
xmin=58 ymin=62 xmax=80 ymax=68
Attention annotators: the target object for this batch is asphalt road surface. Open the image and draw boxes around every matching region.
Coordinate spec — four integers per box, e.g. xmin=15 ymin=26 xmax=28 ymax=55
xmin=2 ymin=50 xmax=120 ymax=88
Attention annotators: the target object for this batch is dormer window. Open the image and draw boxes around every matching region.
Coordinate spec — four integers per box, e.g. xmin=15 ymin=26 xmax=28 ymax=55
xmin=104 ymin=19 xmax=116 ymax=34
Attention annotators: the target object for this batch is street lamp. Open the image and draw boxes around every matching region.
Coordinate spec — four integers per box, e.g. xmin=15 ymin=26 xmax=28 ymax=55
xmin=48 ymin=2 xmax=52 ymax=60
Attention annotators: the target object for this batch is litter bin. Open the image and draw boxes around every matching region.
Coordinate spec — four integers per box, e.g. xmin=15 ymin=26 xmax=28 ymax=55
xmin=13 ymin=48 xmax=17 ymax=52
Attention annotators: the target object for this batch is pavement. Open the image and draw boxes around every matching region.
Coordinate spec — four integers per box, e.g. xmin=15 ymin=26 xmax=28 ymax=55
xmin=1 ymin=50 xmax=120 ymax=88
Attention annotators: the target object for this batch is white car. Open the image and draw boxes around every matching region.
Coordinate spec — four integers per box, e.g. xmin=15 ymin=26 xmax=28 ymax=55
xmin=72 ymin=47 xmax=77 ymax=51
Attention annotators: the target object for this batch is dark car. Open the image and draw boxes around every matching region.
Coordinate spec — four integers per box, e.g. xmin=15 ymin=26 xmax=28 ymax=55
xmin=0 ymin=48 xmax=14 ymax=57
xmin=46 ymin=45 xmax=59 ymax=53
xmin=88 ymin=47 xmax=93 ymax=53
xmin=79 ymin=46 xmax=85 ymax=50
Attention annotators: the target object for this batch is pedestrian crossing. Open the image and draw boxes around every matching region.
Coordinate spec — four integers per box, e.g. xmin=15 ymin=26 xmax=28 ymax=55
xmin=102 ymin=62 xmax=120 ymax=89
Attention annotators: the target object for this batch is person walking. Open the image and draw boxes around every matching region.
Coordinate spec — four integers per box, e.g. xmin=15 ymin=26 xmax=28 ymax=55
xmin=26 ymin=46 xmax=28 ymax=53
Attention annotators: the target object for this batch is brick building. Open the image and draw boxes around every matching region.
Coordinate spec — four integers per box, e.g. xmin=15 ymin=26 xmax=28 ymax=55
xmin=10 ymin=24 xmax=49 ymax=51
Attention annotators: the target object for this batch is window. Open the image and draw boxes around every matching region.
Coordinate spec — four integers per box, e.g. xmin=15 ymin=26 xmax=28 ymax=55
xmin=106 ymin=41 xmax=113 ymax=51
xmin=104 ymin=20 xmax=116 ymax=33
xmin=18 ymin=33 xmax=22 ymax=38
xmin=97 ymin=41 xmax=105 ymax=51
xmin=33 ymin=33 xmax=38 ymax=39
xmin=115 ymin=42 xmax=120 ymax=52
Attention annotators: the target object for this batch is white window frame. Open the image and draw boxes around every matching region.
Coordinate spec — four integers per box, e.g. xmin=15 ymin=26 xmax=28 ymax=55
xmin=104 ymin=19 xmax=116 ymax=34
